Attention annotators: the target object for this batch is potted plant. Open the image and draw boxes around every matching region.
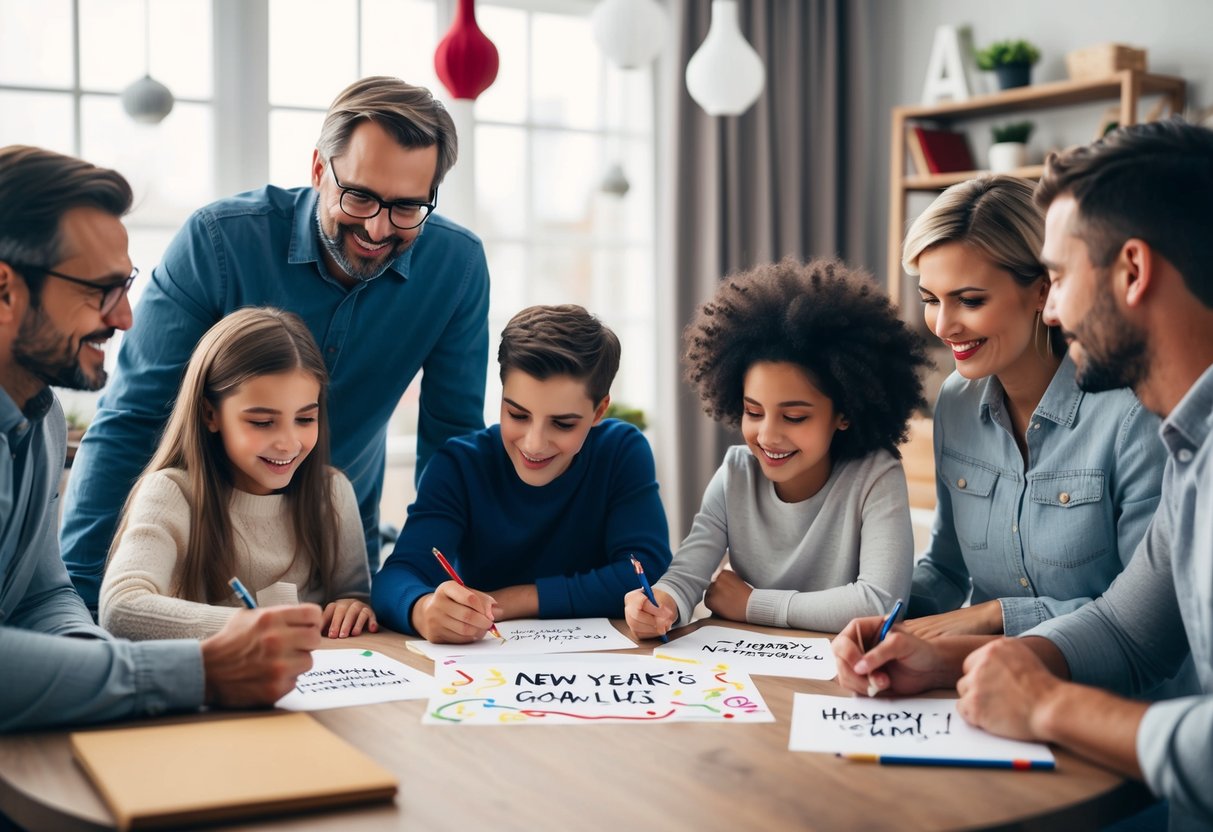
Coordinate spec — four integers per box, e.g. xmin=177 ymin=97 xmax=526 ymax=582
xmin=65 ymin=409 xmax=89 ymax=466
xmin=975 ymin=39 xmax=1041 ymax=89
xmin=988 ymin=121 xmax=1034 ymax=173
xmin=605 ymin=402 xmax=647 ymax=432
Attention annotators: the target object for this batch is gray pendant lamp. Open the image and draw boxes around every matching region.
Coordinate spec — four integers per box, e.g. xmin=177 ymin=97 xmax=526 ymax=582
xmin=121 ymin=0 xmax=174 ymax=125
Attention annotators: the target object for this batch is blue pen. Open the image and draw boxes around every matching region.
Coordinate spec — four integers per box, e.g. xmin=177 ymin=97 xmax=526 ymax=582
xmin=865 ymin=598 xmax=903 ymax=696
xmin=875 ymin=598 xmax=904 ymax=644
xmin=840 ymin=753 xmax=1054 ymax=770
xmin=228 ymin=576 xmax=257 ymax=609
xmin=629 ymin=555 xmax=669 ymax=643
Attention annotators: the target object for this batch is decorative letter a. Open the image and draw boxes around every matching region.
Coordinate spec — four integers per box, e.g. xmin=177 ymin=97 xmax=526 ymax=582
xmin=920 ymin=25 xmax=975 ymax=104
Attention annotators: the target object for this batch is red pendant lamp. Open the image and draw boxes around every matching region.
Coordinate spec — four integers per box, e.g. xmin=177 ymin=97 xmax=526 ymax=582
xmin=434 ymin=0 xmax=500 ymax=101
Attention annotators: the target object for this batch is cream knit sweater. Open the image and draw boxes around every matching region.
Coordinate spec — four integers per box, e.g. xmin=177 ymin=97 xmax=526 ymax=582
xmin=99 ymin=467 xmax=370 ymax=640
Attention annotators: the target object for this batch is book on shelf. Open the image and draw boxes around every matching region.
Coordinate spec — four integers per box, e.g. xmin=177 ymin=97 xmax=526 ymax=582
xmin=906 ymin=125 xmax=975 ymax=175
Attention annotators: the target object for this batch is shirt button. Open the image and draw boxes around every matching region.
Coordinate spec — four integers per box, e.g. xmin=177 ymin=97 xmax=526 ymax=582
xmin=327 ymin=347 xmax=336 ymax=354
xmin=1012 ymin=524 xmax=1018 ymax=533
xmin=1032 ymin=422 xmax=1041 ymax=430
xmin=1058 ymin=492 xmax=1070 ymax=504
xmin=1020 ymin=578 xmax=1029 ymax=588
xmin=1177 ymin=448 xmax=1194 ymax=463
xmin=957 ymin=478 xmax=967 ymax=489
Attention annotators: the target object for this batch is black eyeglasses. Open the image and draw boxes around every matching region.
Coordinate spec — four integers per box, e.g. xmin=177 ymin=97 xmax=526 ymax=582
xmin=329 ymin=161 xmax=437 ymax=230
xmin=8 ymin=262 xmax=138 ymax=317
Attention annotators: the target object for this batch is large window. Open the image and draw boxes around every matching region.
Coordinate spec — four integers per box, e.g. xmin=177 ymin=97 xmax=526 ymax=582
xmin=0 ymin=0 xmax=215 ymax=421
xmin=1 ymin=0 xmax=658 ymax=522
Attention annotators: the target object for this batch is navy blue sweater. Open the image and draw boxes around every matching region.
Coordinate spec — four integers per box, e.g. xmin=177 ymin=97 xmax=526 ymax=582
xmin=372 ymin=419 xmax=671 ymax=634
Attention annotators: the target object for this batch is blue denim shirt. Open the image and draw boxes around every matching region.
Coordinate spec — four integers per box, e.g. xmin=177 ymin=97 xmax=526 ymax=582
xmin=60 ymin=186 xmax=490 ymax=612
xmin=1 ymin=386 xmax=202 ymax=732
xmin=1028 ymin=365 xmax=1213 ymax=829
xmin=909 ymin=355 xmax=1167 ymax=634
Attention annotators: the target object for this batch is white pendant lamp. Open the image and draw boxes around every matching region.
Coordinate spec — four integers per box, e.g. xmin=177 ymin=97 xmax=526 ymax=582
xmin=121 ymin=0 xmax=174 ymax=125
xmin=685 ymin=0 xmax=765 ymax=117
xmin=591 ymin=0 xmax=668 ymax=69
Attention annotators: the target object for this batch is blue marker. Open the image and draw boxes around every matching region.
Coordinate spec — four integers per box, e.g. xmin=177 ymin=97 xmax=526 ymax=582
xmin=629 ymin=555 xmax=668 ymax=643
xmin=875 ymin=598 xmax=904 ymax=645
xmin=228 ymin=576 xmax=257 ymax=609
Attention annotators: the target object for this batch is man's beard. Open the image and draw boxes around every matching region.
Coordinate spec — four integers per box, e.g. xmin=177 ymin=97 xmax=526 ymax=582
xmin=1069 ymin=283 xmax=1150 ymax=394
xmin=315 ymin=205 xmax=412 ymax=282
xmin=13 ymin=306 xmax=109 ymax=391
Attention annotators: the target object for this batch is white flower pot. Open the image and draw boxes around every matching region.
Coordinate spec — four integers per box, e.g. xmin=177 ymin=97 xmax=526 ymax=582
xmin=988 ymin=141 xmax=1027 ymax=173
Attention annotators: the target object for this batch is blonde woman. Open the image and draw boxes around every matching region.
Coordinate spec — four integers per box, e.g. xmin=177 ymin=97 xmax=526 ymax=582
xmin=100 ymin=307 xmax=375 ymax=640
xmin=903 ymin=175 xmax=1165 ymax=637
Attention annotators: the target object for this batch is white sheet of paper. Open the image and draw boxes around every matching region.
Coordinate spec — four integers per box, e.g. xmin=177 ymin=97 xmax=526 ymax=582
xmin=653 ymin=625 xmax=838 ymax=680
xmin=424 ymin=656 xmax=773 ymax=725
xmin=788 ymin=693 xmax=1055 ymax=764
xmin=275 ymin=648 xmax=434 ymax=711
xmin=408 ymin=618 xmax=637 ymax=660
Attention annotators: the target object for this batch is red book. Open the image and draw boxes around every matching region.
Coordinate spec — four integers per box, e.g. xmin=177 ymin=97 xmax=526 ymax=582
xmin=910 ymin=126 xmax=975 ymax=174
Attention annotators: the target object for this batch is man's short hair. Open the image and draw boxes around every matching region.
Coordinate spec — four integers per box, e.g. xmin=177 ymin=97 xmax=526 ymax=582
xmin=498 ymin=305 xmax=621 ymax=406
xmin=315 ymin=76 xmax=458 ymax=191
xmin=1035 ymin=118 xmax=1213 ymax=309
xmin=0 ymin=145 xmax=133 ymax=286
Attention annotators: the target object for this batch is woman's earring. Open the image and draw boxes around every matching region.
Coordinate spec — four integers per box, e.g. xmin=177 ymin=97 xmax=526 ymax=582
xmin=1034 ymin=309 xmax=1050 ymax=360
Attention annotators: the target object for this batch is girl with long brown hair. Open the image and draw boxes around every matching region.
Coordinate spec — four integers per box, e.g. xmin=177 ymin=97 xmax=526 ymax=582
xmin=99 ymin=307 xmax=376 ymax=640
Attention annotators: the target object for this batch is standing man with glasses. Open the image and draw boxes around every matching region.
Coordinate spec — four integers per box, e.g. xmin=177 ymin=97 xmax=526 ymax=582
xmin=1 ymin=145 xmax=322 ymax=732
xmin=61 ymin=76 xmax=491 ymax=614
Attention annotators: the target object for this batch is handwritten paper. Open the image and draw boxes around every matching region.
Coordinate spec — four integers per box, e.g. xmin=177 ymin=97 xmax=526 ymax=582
xmin=788 ymin=694 xmax=1055 ymax=765
xmin=424 ymin=656 xmax=773 ymax=725
xmin=654 ymin=625 xmax=838 ymax=680
xmin=275 ymin=649 xmax=434 ymax=711
xmin=407 ymin=618 xmax=637 ymax=660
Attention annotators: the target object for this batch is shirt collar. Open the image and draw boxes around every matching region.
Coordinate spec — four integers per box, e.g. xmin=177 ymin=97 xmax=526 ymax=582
xmin=0 ymin=385 xmax=53 ymax=440
xmin=978 ymin=353 xmax=1083 ymax=428
xmin=1160 ymin=364 xmax=1213 ymax=457
xmin=287 ymin=187 xmax=416 ymax=283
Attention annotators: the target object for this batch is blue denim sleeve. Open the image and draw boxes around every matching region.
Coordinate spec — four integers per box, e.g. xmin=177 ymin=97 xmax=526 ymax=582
xmin=0 ymin=627 xmax=204 ymax=732
xmin=908 ymin=413 xmax=971 ymax=617
xmin=60 ymin=211 xmax=223 ymax=612
xmin=1000 ymin=401 xmax=1165 ymax=635
xmin=534 ymin=429 xmax=672 ymax=619
xmin=2 ymin=530 xmax=203 ymax=732
xmin=415 ymin=244 xmax=489 ymax=485
xmin=1138 ymin=696 xmax=1213 ymax=825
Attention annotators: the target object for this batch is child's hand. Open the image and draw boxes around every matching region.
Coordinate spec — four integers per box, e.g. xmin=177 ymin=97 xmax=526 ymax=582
xmin=704 ymin=569 xmax=753 ymax=622
xmin=412 ymin=580 xmax=499 ymax=643
xmin=321 ymin=598 xmax=378 ymax=638
xmin=624 ymin=587 xmax=677 ymax=640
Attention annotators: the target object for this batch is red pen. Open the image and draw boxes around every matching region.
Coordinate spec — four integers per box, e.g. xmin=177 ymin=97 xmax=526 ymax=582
xmin=431 ymin=547 xmax=503 ymax=640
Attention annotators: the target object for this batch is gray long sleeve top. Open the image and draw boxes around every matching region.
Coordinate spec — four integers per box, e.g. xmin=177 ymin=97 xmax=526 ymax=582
xmin=1027 ymin=365 xmax=1213 ymax=830
xmin=654 ymin=446 xmax=913 ymax=633
xmin=1 ymin=387 xmax=202 ymax=733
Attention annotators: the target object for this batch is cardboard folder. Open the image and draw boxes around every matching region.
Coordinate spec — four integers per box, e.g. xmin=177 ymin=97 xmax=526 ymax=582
xmin=70 ymin=712 xmax=397 ymax=830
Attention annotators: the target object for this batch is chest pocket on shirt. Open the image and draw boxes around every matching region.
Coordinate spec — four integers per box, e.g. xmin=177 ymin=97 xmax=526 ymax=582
xmin=1028 ymin=470 xmax=1110 ymax=567
xmin=940 ymin=452 xmax=998 ymax=551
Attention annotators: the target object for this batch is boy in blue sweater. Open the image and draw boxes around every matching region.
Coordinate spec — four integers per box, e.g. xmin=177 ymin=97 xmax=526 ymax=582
xmin=372 ymin=305 xmax=672 ymax=642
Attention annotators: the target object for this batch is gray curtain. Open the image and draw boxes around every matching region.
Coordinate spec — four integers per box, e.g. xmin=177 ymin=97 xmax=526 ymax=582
xmin=660 ymin=0 xmax=881 ymax=534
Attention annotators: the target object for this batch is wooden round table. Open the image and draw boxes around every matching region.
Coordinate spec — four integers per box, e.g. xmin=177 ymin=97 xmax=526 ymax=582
xmin=0 ymin=620 xmax=1150 ymax=831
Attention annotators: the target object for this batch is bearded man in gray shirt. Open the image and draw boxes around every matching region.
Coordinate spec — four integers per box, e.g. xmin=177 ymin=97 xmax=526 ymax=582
xmin=833 ymin=119 xmax=1213 ymax=831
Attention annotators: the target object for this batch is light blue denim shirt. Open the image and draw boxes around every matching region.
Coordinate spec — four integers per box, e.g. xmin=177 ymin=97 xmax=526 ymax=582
xmin=60 ymin=186 xmax=491 ymax=612
xmin=1027 ymin=365 xmax=1213 ymax=830
xmin=909 ymin=354 xmax=1167 ymax=634
xmin=1 ymin=386 xmax=202 ymax=732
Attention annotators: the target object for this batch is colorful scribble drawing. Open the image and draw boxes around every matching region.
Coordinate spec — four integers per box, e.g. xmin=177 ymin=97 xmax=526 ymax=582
xmin=425 ymin=660 xmax=772 ymax=725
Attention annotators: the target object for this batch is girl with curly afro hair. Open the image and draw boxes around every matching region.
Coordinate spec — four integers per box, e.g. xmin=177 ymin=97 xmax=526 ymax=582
xmin=624 ymin=257 xmax=930 ymax=639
